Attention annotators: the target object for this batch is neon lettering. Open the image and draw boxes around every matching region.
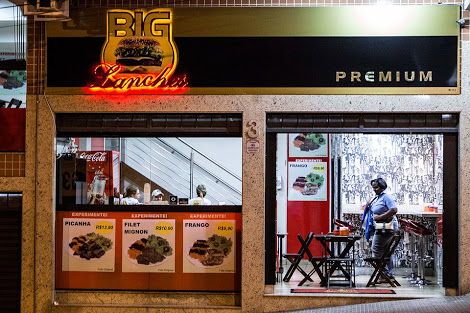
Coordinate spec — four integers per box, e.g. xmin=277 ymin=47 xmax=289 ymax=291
xmin=89 ymin=63 xmax=188 ymax=91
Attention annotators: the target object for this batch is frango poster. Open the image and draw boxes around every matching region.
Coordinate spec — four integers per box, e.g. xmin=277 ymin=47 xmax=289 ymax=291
xmin=288 ymin=161 xmax=327 ymax=201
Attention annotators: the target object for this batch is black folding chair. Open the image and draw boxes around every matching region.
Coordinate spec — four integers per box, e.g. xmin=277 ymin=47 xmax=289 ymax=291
xmin=282 ymin=232 xmax=314 ymax=283
xmin=364 ymin=234 xmax=402 ymax=287
xmin=298 ymin=233 xmax=326 ymax=286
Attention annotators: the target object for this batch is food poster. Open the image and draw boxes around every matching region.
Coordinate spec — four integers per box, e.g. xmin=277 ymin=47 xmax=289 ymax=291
xmin=183 ymin=220 xmax=236 ymax=273
xmin=0 ymin=70 xmax=26 ymax=98
xmin=56 ymin=212 xmax=242 ymax=291
xmin=289 ymin=133 xmax=328 ymax=157
xmin=122 ymin=219 xmax=175 ymax=273
xmin=288 ymin=161 xmax=328 ymax=201
xmin=62 ymin=218 xmax=115 ymax=272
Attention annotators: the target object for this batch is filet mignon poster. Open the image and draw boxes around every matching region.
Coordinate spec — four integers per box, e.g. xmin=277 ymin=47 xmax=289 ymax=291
xmin=122 ymin=219 xmax=175 ymax=273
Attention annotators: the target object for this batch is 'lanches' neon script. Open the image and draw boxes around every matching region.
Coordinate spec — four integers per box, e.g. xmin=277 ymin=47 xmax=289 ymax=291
xmin=89 ymin=63 xmax=188 ymax=91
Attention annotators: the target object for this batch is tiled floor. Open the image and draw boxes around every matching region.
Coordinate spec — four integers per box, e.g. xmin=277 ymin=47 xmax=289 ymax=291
xmin=270 ymin=262 xmax=470 ymax=313
xmin=272 ymin=261 xmax=445 ymax=298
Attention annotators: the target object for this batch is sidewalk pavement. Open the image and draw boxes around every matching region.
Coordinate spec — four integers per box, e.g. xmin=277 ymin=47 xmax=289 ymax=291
xmin=279 ymin=294 xmax=470 ymax=313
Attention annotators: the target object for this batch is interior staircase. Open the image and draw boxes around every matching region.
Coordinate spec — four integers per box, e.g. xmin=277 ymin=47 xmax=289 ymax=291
xmin=120 ymin=137 xmax=242 ymax=205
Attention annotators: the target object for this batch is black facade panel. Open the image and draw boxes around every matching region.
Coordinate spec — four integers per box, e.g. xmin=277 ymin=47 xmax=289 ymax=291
xmin=265 ymin=133 xmax=277 ymax=286
xmin=47 ymin=36 xmax=458 ymax=88
xmin=443 ymin=133 xmax=459 ymax=289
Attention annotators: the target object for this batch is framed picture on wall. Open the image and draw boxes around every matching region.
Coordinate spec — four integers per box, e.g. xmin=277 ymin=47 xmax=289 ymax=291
xmin=288 ymin=161 xmax=328 ymax=201
xmin=288 ymin=133 xmax=328 ymax=157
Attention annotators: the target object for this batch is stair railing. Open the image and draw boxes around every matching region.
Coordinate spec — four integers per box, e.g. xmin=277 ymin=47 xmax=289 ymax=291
xmin=122 ymin=137 xmax=242 ymax=204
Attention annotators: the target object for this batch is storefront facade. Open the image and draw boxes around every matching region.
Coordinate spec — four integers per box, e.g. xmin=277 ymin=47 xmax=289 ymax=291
xmin=9 ymin=2 xmax=470 ymax=313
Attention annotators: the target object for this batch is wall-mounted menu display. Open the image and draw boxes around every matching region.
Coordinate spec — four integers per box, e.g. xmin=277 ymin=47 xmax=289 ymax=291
xmin=0 ymin=70 xmax=26 ymax=109
xmin=122 ymin=219 xmax=175 ymax=273
xmin=55 ymin=211 xmax=241 ymax=291
xmin=288 ymin=160 xmax=328 ymax=202
xmin=288 ymin=133 xmax=328 ymax=157
xmin=62 ymin=218 xmax=116 ymax=272
xmin=183 ymin=220 xmax=236 ymax=273
xmin=285 ymin=134 xmax=330 ymax=255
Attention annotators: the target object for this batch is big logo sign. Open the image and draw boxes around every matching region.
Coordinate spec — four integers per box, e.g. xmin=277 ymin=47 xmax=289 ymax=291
xmin=88 ymin=9 xmax=187 ymax=93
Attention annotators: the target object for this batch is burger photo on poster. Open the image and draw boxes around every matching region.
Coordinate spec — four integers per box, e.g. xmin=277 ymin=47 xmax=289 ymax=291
xmin=114 ymin=36 xmax=165 ymax=74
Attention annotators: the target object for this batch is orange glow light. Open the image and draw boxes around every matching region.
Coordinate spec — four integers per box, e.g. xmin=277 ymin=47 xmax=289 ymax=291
xmin=84 ymin=63 xmax=189 ymax=94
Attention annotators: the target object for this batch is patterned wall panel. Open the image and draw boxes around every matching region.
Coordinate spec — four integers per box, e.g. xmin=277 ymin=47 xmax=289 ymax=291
xmin=332 ymin=134 xmax=442 ymax=274
xmin=332 ymin=134 xmax=443 ymax=208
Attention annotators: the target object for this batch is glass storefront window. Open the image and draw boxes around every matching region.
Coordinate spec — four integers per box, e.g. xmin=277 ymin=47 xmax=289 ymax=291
xmin=55 ymin=136 xmax=242 ymax=292
xmin=0 ymin=5 xmax=26 ymax=156
xmin=56 ymin=137 xmax=242 ymax=206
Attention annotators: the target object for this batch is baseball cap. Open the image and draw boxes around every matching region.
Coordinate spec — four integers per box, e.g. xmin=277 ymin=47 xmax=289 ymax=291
xmin=152 ymin=189 xmax=163 ymax=197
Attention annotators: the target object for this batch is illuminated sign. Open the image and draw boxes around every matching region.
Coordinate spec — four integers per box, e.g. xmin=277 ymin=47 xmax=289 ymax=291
xmin=335 ymin=71 xmax=433 ymax=83
xmin=86 ymin=9 xmax=188 ymax=94
xmin=46 ymin=6 xmax=459 ymax=95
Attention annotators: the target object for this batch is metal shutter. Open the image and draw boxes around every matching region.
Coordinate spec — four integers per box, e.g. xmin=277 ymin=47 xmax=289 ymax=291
xmin=266 ymin=113 xmax=459 ymax=133
xmin=56 ymin=113 xmax=242 ymax=137
xmin=0 ymin=193 xmax=21 ymax=313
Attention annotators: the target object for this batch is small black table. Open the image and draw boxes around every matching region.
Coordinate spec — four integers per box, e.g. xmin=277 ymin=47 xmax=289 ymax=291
xmin=314 ymin=234 xmax=361 ymax=287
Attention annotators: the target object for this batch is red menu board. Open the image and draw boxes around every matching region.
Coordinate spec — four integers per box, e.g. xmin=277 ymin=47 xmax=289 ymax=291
xmin=286 ymin=133 xmax=330 ymax=255
xmin=56 ymin=211 xmax=241 ymax=291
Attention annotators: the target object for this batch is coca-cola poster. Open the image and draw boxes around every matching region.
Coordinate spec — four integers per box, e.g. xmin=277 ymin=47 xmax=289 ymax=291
xmin=78 ymin=151 xmax=120 ymax=205
xmin=80 ymin=151 xmax=108 ymax=163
